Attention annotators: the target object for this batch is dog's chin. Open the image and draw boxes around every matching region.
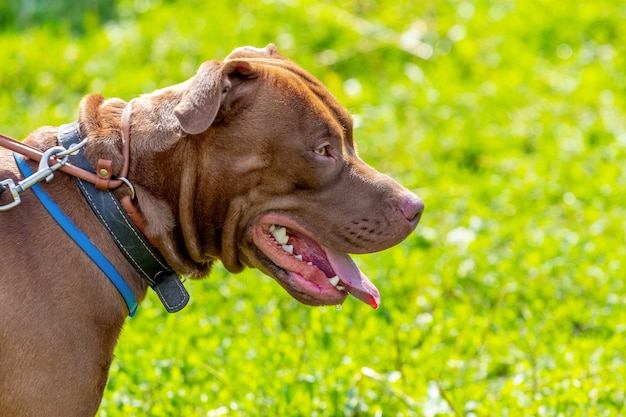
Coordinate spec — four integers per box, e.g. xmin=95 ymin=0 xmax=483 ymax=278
xmin=243 ymin=212 xmax=381 ymax=309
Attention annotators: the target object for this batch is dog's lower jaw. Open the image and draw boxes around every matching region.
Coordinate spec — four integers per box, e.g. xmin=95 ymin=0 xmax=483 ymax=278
xmin=241 ymin=213 xmax=384 ymax=308
xmin=240 ymin=241 xmax=349 ymax=307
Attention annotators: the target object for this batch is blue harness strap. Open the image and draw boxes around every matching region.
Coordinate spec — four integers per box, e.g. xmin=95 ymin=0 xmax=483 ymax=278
xmin=13 ymin=153 xmax=138 ymax=316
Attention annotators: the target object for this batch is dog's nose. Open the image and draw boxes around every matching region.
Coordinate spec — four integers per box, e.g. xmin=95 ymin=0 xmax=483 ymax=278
xmin=401 ymin=194 xmax=424 ymax=227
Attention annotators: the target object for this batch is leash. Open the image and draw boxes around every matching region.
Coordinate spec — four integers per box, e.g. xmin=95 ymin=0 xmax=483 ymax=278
xmin=0 ymin=129 xmax=128 ymax=193
xmin=1 ymin=102 xmax=190 ymax=314
xmin=0 ymin=105 xmax=132 ymax=211
xmin=0 ymin=138 xmax=90 ymax=211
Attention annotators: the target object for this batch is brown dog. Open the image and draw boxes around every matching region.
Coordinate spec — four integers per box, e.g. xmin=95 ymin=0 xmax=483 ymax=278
xmin=0 ymin=45 xmax=423 ymax=416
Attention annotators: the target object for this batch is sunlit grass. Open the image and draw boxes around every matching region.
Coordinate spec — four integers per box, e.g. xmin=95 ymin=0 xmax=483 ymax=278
xmin=2 ymin=0 xmax=626 ymax=415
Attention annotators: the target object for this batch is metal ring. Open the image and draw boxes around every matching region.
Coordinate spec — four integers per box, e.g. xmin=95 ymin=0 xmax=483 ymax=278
xmin=112 ymin=176 xmax=135 ymax=199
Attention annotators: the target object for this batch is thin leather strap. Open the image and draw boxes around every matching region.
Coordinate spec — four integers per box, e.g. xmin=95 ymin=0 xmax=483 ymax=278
xmin=0 ymin=130 xmax=125 ymax=189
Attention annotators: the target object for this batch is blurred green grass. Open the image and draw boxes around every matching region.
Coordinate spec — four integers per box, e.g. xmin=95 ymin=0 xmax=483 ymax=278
xmin=2 ymin=0 xmax=626 ymax=415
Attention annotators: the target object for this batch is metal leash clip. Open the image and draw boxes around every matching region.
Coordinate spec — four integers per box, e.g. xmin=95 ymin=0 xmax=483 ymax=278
xmin=0 ymin=142 xmax=86 ymax=212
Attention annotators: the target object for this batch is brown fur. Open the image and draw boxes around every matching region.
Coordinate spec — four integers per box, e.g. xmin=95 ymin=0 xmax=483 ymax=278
xmin=0 ymin=45 xmax=423 ymax=416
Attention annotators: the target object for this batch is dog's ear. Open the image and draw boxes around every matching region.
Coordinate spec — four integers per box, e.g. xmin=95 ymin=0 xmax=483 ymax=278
xmin=225 ymin=43 xmax=285 ymax=61
xmin=174 ymin=60 xmax=254 ymax=135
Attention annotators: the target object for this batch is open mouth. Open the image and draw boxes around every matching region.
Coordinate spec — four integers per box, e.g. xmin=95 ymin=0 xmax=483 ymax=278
xmin=250 ymin=213 xmax=380 ymax=309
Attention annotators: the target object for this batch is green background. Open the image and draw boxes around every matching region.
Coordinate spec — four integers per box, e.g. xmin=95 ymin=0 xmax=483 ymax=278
xmin=1 ymin=0 xmax=626 ymax=415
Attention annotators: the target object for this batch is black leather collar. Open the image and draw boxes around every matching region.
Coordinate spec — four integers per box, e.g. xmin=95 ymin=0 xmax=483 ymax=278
xmin=57 ymin=121 xmax=189 ymax=313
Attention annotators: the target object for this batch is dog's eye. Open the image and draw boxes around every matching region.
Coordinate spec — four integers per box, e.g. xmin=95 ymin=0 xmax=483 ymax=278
xmin=313 ymin=146 xmax=328 ymax=156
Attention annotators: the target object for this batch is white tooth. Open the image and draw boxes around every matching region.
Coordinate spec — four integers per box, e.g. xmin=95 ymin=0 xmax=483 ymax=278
xmin=295 ymin=255 xmax=303 ymax=261
xmin=272 ymin=227 xmax=289 ymax=244
xmin=282 ymin=244 xmax=294 ymax=254
xmin=269 ymin=226 xmax=281 ymax=238
xmin=327 ymin=276 xmax=340 ymax=287
xmin=336 ymin=285 xmax=345 ymax=291
xmin=307 ymin=262 xmax=313 ymax=266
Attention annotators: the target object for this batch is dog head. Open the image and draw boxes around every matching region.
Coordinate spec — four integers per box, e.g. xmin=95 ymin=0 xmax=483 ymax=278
xmin=92 ymin=44 xmax=423 ymax=308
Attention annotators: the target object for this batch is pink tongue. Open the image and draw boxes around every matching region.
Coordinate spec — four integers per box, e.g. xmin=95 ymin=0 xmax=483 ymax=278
xmin=325 ymin=249 xmax=381 ymax=309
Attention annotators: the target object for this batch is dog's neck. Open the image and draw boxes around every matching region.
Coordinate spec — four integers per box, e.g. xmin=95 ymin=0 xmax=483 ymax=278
xmin=113 ymin=93 xmax=223 ymax=279
xmin=75 ymin=90 xmax=245 ymax=282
